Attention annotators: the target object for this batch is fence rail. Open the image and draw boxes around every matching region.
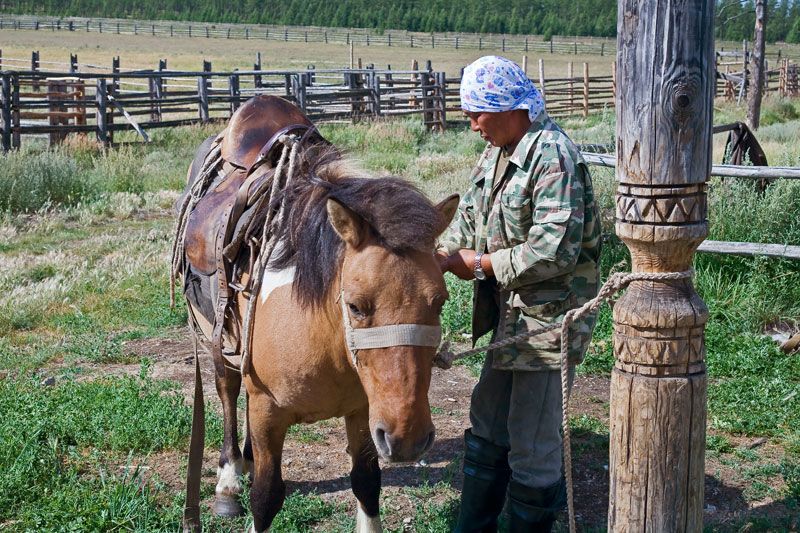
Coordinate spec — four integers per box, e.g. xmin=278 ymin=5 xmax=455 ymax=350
xmin=0 ymin=55 xmax=628 ymax=150
xmin=2 ymin=15 xmax=798 ymax=61
xmin=1 ymin=51 xmax=798 ymax=151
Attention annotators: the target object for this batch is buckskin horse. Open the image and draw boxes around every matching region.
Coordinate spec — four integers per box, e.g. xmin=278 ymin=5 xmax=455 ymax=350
xmin=172 ymin=95 xmax=458 ymax=532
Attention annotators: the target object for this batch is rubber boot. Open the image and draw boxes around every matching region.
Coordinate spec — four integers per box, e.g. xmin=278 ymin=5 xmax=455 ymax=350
xmin=453 ymin=429 xmax=511 ymax=533
xmin=506 ymin=478 xmax=566 ymax=533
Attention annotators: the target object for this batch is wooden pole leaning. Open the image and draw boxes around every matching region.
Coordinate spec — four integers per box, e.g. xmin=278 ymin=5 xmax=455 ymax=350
xmin=609 ymin=0 xmax=713 ymax=530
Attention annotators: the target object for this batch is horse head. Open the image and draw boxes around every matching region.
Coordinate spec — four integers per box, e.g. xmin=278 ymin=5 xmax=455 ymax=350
xmin=327 ymin=193 xmax=458 ymax=463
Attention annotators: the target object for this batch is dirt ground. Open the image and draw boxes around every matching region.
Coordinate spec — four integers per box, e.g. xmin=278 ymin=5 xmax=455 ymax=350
xmin=71 ymin=329 xmax=795 ymax=531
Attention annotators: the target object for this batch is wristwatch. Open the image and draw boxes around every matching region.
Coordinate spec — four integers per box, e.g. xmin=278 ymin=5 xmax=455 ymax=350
xmin=474 ymin=252 xmax=487 ymax=280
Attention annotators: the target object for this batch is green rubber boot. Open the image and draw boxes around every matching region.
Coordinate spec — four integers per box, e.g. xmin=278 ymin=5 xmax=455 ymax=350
xmin=453 ymin=429 xmax=511 ymax=533
xmin=506 ymin=478 xmax=566 ymax=533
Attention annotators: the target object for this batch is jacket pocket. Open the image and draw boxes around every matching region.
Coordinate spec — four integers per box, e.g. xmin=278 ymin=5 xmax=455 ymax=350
xmin=512 ymin=288 xmax=577 ymax=319
xmin=500 ymin=192 xmax=532 ymax=244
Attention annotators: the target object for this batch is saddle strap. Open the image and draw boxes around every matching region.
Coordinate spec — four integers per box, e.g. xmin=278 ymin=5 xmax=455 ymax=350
xmin=244 ymin=123 xmax=313 ymax=176
xmin=183 ymin=333 xmax=205 ymax=533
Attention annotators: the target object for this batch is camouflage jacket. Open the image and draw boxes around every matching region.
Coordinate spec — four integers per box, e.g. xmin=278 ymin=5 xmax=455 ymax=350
xmin=438 ymin=111 xmax=601 ymax=371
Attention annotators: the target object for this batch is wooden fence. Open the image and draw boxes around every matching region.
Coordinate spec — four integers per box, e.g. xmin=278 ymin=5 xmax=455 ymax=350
xmin=0 ymin=14 xmax=621 ymax=56
xmin=716 ymin=50 xmax=799 ymax=101
xmin=2 ymin=50 xmax=797 ymax=151
xmin=0 ymin=55 xmax=626 ymax=150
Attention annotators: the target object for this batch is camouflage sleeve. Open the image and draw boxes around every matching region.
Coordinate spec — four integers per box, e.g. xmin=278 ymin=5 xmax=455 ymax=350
xmin=436 ymin=146 xmax=493 ymax=255
xmin=491 ymin=143 xmax=585 ymax=291
xmin=436 ymin=183 xmax=478 ymax=255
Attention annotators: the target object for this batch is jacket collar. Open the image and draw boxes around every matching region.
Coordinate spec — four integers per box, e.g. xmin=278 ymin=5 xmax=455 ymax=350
xmin=508 ymin=109 xmax=550 ymax=168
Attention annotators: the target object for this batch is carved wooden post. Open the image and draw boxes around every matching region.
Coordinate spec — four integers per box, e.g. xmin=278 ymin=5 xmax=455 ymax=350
xmin=609 ymin=0 xmax=713 ymax=530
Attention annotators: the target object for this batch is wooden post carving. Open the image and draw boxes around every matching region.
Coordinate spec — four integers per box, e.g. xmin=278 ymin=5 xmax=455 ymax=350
xmin=609 ymin=0 xmax=713 ymax=530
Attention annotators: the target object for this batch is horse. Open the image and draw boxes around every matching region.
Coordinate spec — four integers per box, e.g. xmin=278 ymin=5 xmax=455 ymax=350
xmin=174 ymin=95 xmax=459 ymax=532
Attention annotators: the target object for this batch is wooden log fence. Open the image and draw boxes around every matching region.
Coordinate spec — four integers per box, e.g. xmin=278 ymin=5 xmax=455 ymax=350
xmin=4 ymin=14 xmax=795 ymax=62
xmin=1 ymin=49 xmax=798 ymax=151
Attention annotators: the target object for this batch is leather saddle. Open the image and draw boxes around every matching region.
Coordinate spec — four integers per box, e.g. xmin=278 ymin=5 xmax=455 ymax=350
xmin=183 ymin=95 xmax=319 ymax=275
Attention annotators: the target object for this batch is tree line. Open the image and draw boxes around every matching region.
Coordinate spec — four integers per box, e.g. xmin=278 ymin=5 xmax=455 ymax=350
xmin=2 ymin=0 xmax=799 ymax=43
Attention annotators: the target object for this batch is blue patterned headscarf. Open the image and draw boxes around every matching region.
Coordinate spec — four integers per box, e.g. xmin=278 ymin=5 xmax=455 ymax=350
xmin=460 ymin=56 xmax=545 ymax=121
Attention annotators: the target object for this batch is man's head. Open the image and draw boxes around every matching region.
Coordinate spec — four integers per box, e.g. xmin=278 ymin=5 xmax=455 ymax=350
xmin=460 ymin=56 xmax=545 ymax=149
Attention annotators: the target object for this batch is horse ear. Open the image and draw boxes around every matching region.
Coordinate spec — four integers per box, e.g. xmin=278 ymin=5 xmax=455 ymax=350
xmin=434 ymin=194 xmax=460 ymax=235
xmin=327 ymin=198 xmax=367 ymax=248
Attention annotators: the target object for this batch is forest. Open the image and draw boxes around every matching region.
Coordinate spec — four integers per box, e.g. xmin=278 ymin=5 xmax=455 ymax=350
xmin=1 ymin=0 xmax=799 ymax=42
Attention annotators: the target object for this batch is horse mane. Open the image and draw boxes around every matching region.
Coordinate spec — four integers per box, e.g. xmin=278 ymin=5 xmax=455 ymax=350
xmin=269 ymin=145 xmax=445 ymax=309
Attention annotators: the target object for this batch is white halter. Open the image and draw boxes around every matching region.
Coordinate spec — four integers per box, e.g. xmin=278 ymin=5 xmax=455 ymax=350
xmin=338 ymin=289 xmax=442 ymax=368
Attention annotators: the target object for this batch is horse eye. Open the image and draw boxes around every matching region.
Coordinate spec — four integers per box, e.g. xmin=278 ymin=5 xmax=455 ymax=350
xmin=348 ymin=303 xmax=365 ymax=318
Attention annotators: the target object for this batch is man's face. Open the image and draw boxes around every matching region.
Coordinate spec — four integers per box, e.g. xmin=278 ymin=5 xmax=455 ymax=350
xmin=465 ymin=110 xmax=519 ymax=148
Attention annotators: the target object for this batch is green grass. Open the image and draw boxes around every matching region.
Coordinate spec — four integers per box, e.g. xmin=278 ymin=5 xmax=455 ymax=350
xmin=1 ymin=116 xmax=800 ymax=528
xmin=0 ymin=369 xmax=223 ymax=529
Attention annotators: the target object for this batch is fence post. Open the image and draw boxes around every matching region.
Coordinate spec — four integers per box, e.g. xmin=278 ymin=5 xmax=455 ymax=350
xmin=420 ymin=71 xmax=433 ymax=130
xmin=538 ymin=58 xmax=546 ymax=104
xmin=583 ymin=62 xmax=590 ymax=117
xmin=229 ymin=74 xmax=241 ymax=116
xmin=70 ymin=53 xmax=78 ymax=73
xmin=550 ymin=37 xmax=554 ymax=54
xmin=11 ymin=74 xmax=19 ymax=149
xmin=96 ymin=78 xmax=109 ymax=147
xmin=112 ymin=56 xmax=120 ymax=96
xmin=198 ymin=76 xmax=209 ymax=123
xmin=601 ymin=42 xmax=605 ymax=56
xmin=567 ymin=61 xmax=574 ymax=114
xmin=1 ymin=73 xmax=11 ymax=152
xmin=522 ymin=55 xmax=528 ymax=75
xmin=48 ymin=78 xmax=68 ymax=146
xmin=371 ymin=70 xmax=381 ymax=118
xmin=31 ymin=50 xmax=40 ymax=92
xmin=385 ymin=67 xmax=395 ymax=110
xmin=436 ymin=71 xmax=447 ymax=131
xmin=149 ymin=76 xmax=161 ymax=122
xmin=0 ymin=49 xmax=3 ymax=70
xmin=254 ymin=52 xmax=262 ymax=89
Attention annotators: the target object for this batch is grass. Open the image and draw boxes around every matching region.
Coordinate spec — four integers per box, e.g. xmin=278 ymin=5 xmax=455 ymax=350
xmin=0 ymin=105 xmax=799 ymax=528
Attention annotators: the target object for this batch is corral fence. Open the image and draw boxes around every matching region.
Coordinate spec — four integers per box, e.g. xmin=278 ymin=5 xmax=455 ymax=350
xmin=3 ymin=15 xmax=798 ymax=61
xmin=716 ymin=45 xmax=799 ymax=101
xmin=2 ymin=50 xmax=797 ymax=151
xmin=0 ymin=54 xmax=624 ymax=150
xmin=0 ymin=14 xmax=622 ymax=56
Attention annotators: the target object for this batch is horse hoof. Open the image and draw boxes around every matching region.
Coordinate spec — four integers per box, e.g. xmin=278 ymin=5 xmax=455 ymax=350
xmin=213 ymin=494 xmax=245 ymax=517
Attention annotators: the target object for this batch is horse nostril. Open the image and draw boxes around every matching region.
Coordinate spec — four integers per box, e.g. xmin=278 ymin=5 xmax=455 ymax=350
xmin=373 ymin=424 xmax=392 ymax=458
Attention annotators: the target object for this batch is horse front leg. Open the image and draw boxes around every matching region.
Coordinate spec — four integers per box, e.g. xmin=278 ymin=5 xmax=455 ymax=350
xmin=212 ymin=368 xmax=245 ymax=517
xmin=346 ymin=409 xmax=383 ymax=533
xmin=248 ymin=391 xmax=289 ymax=533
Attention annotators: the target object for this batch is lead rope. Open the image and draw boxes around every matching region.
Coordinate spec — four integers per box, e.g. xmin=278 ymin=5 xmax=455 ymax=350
xmin=435 ymin=269 xmax=695 ymax=533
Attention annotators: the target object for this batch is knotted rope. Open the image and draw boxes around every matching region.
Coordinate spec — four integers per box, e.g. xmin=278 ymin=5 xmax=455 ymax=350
xmin=434 ymin=269 xmax=695 ymax=533
xmin=239 ymin=135 xmax=300 ymax=374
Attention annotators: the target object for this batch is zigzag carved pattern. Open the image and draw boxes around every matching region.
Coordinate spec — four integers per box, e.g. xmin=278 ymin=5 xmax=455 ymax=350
xmin=613 ymin=335 xmax=705 ymax=366
xmin=616 ymin=195 xmax=706 ymax=224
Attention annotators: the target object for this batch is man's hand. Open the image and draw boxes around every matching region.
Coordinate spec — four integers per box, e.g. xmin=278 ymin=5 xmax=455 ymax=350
xmin=448 ymin=249 xmax=478 ymax=280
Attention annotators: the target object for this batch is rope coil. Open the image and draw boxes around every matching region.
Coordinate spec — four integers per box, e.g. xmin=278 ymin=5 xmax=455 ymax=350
xmin=434 ymin=268 xmax=695 ymax=533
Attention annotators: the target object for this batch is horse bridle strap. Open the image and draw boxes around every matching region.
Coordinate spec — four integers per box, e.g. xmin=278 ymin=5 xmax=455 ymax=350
xmin=339 ymin=290 xmax=442 ymax=367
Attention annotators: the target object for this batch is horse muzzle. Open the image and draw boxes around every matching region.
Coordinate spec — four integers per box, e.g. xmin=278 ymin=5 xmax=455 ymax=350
xmin=372 ymin=422 xmax=435 ymax=463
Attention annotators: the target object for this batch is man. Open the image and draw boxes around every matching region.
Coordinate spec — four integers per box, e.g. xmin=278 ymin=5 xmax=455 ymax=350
xmin=437 ymin=56 xmax=601 ymax=532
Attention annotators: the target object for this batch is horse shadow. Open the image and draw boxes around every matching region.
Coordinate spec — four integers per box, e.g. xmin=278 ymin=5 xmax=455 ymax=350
xmin=287 ymin=436 xmax=465 ymax=495
xmin=286 ymin=430 xmax=799 ymax=531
